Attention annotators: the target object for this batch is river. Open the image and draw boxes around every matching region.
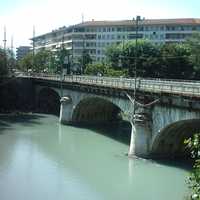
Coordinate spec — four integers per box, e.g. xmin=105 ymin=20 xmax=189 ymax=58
xmin=0 ymin=114 xmax=190 ymax=200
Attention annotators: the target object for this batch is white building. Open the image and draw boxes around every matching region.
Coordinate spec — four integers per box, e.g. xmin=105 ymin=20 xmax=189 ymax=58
xmin=16 ymin=46 xmax=31 ymax=60
xmin=31 ymin=18 xmax=200 ymax=63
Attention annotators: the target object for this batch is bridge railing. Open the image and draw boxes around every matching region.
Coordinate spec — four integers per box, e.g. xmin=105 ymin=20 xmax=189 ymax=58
xmin=25 ymin=73 xmax=200 ymax=97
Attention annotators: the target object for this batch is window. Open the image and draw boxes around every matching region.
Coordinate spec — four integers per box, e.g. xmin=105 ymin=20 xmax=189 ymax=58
xmin=160 ymin=26 xmax=164 ymax=31
xmin=117 ymin=27 xmax=122 ymax=32
xmin=128 ymin=34 xmax=143 ymax=39
xmin=111 ymin=35 xmax=115 ymax=40
xmin=160 ymin=34 xmax=164 ymax=39
xmin=192 ymin=26 xmax=197 ymax=31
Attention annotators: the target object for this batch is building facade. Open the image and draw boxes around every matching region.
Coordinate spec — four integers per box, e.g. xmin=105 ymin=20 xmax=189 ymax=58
xmin=16 ymin=46 xmax=31 ymax=61
xmin=31 ymin=18 xmax=200 ymax=63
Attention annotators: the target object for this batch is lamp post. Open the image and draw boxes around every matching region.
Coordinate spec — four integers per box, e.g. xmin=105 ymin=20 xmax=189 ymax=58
xmin=60 ymin=35 xmax=65 ymax=97
xmin=133 ymin=15 xmax=142 ymax=121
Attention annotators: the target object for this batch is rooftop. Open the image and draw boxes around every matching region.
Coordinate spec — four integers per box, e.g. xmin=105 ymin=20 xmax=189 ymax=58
xmin=75 ymin=18 xmax=200 ymax=27
xmin=32 ymin=18 xmax=200 ymax=40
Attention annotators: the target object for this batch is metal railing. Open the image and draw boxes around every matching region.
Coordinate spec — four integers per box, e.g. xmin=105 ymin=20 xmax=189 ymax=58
xmin=22 ymin=73 xmax=200 ymax=97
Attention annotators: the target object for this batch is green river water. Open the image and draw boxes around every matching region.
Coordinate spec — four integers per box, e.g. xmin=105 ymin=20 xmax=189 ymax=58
xmin=0 ymin=114 xmax=190 ymax=200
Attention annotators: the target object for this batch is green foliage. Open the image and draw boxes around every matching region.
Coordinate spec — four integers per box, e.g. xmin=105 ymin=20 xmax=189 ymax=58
xmin=106 ymin=40 xmax=163 ymax=77
xmin=18 ymin=53 xmax=33 ymax=72
xmin=18 ymin=49 xmax=56 ymax=73
xmin=186 ymin=33 xmax=200 ymax=79
xmin=85 ymin=62 xmax=127 ymax=77
xmin=185 ymin=134 xmax=200 ymax=199
xmin=106 ymin=67 xmax=128 ymax=77
xmin=85 ymin=62 xmax=108 ymax=75
xmin=160 ymin=43 xmax=193 ymax=79
xmin=78 ymin=50 xmax=93 ymax=73
xmin=106 ymin=39 xmax=194 ymax=79
xmin=0 ymin=49 xmax=8 ymax=76
xmin=34 ymin=50 xmax=51 ymax=72
xmin=106 ymin=44 xmax=122 ymax=70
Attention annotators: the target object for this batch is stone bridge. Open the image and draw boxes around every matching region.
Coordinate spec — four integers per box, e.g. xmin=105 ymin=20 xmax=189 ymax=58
xmin=30 ymin=75 xmax=200 ymax=159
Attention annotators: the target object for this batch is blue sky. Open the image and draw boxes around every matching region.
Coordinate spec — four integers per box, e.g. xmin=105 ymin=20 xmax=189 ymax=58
xmin=0 ymin=0 xmax=200 ymax=49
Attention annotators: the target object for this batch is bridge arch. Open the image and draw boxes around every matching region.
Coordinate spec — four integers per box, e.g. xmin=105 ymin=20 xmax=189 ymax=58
xmin=37 ymin=87 xmax=60 ymax=116
xmin=150 ymin=119 xmax=200 ymax=158
xmin=72 ymin=97 xmax=123 ymax=124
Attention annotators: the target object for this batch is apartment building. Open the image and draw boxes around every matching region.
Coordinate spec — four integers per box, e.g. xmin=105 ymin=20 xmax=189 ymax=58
xmin=16 ymin=46 xmax=31 ymax=60
xmin=31 ymin=18 xmax=200 ymax=63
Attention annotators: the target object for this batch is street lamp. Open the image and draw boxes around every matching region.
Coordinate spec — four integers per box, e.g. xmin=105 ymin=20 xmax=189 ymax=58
xmin=133 ymin=15 xmax=143 ymax=121
xmin=60 ymin=35 xmax=65 ymax=97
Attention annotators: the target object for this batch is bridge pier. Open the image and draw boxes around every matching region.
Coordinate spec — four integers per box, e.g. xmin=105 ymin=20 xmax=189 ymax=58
xmin=59 ymin=96 xmax=73 ymax=124
xmin=128 ymin=112 xmax=152 ymax=158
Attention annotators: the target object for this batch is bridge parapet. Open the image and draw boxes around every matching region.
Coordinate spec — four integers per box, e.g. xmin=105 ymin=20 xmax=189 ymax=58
xmin=28 ymin=74 xmax=200 ymax=97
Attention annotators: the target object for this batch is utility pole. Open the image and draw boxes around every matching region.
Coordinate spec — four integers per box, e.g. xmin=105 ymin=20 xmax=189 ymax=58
xmin=11 ymin=36 xmax=14 ymax=58
xmin=133 ymin=16 xmax=142 ymax=122
xmin=32 ymin=25 xmax=35 ymax=73
xmin=60 ymin=35 xmax=64 ymax=97
xmin=33 ymin=25 xmax=35 ymax=57
xmin=81 ymin=13 xmax=84 ymax=23
xmin=71 ymin=40 xmax=73 ymax=74
xmin=82 ymin=34 xmax=85 ymax=74
xmin=3 ymin=25 xmax=7 ymax=74
xmin=3 ymin=25 xmax=7 ymax=52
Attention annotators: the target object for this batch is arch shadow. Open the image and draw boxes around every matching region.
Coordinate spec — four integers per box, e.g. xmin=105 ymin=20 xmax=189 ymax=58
xmin=37 ymin=87 xmax=60 ymax=116
xmin=151 ymin=119 xmax=200 ymax=159
xmin=72 ymin=97 xmax=132 ymax=145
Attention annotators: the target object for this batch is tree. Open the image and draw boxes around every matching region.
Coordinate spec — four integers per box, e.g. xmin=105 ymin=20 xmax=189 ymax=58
xmin=185 ymin=134 xmax=200 ymax=200
xmin=106 ymin=40 xmax=195 ymax=79
xmin=106 ymin=40 xmax=161 ymax=78
xmin=0 ymin=48 xmax=8 ymax=76
xmin=18 ymin=49 xmax=55 ymax=73
xmin=18 ymin=53 xmax=33 ymax=72
xmin=106 ymin=44 xmax=122 ymax=70
xmin=186 ymin=33 xmax=200 ymax=79
xmin=78 ymin=50 xmax=92 ymax=74
xmin=85 ymin=62 xmax=127 ymax=77
xmin=56 ymin=48 xmax=71 ymax=74
xmin=85 ymin=62 xmax=108 ymax=75
xmin=160 ymin=43 xmax=193 ymax=79
xmin=34 ymin=50 xmax=51 ymax=72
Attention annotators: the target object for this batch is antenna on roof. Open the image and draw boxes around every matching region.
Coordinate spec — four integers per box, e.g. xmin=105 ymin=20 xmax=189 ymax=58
xmin=82 ymin=13 xmax=84 ymax=23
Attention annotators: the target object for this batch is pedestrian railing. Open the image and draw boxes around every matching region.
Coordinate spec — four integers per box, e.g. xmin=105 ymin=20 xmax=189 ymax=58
xmin=22 ymin=73 xmax=200 ymax=97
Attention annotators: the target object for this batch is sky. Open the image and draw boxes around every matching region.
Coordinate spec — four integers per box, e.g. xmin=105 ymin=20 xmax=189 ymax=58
xmin=0 ymin=0 xmax=200 ymax=51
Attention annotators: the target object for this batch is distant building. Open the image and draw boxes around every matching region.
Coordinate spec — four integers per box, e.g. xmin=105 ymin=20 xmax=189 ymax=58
xmin=16 ymin=46 xmax=31 ymax=61
xmin=31 ymin=18 xmax=200 ymax=63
